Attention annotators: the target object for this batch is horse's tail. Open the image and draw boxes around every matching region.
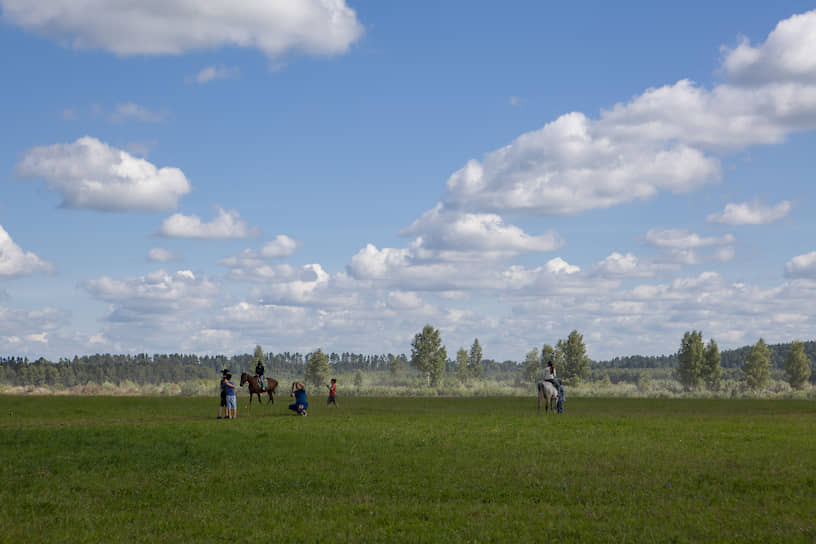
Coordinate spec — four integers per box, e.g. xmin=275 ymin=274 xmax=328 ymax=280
xmin=268 ymin=378 xmax=279 ymax=394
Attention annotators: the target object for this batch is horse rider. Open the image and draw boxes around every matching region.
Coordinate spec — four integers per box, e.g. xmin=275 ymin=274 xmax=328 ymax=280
xmin=542 ymin=360 xmax=558 ymax=390
xmin=255 ymin=360 xmax=265 ymax=391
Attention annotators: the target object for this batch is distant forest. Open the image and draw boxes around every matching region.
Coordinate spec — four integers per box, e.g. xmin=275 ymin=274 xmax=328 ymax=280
xmin=593 ymin=341 xmax=816 ymax=370
xmin=1 ymin=340 xmax=813 ymax=389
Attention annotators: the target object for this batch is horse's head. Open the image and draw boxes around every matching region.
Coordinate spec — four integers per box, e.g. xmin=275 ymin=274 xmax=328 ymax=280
xmin=240 ymin=373 xmax=248 ymax=386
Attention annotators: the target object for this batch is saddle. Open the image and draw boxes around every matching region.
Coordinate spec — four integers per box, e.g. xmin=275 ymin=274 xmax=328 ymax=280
xmin=256 ymin=376 xmax=265 ymax=391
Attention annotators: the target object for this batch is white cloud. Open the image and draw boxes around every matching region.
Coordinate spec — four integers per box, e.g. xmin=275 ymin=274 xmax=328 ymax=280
xmin=401 ymin=204 xmax=563 ymax=261
xmin=109 ymin=102 xmax=167 ymax=123
xmin=785 ymin=251 xmax=816 ymax=278
xmin=707 ymin=200 xmax=792 ymax=225
xmin=0 ymin=225 xmax=55 ymax=278
xmin=83 ymin=269 xmax=221 ymax=322
xmin=443 ymin=111 xmax=721 ymax=215
xmin=147 ymin=248 xmax=180 ymax=263
xmin=645 ymin=228 xmax=735 ymax=249
xmin=386 ymin=290 xmax=425 ymax=310
xmin=254 ymin=264 xmax=357 ymax=307
xmin=722 ymin=11 xmax=816 ymax=85
xmin=545 ymin=257 xmax=580 ymax=275
xmin=190 ymin=65 xmax=240 ymax=84
xmin=16 ymin=136 xmax=191 ymax=212
xmin=157 ymin=207 xmax=260 ymax=239
xmin=643 ymin=229 xmax=736 ymax=267
xmin=440 ymin=10 xmax=816 ymax=217
xmin=348 ymin=244 xmax=412 ymax=280
xmin=0 ymin=0 xmax=363 ymax=57
xmin=594 ymin=252 xmax=648 ymax=277
xmin=261 ymin=235 xmax=299 ymax=258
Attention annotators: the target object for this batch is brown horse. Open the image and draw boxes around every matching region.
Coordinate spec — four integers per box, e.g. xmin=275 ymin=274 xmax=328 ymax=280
xmin=537 ymin=381 xmax=558 ymax=414
xmin=240 ymin=372 xmax=278 ymax=406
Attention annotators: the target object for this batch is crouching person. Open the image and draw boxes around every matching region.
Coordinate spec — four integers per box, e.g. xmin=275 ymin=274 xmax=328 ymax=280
xmin=289 ymin=381 xmax=308 ymax=416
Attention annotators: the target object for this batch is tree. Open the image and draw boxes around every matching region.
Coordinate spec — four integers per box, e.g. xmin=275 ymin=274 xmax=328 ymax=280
xmin=677 ymin=330 xmax=704 ymax=390
xmin=304 ymin=349 xmax=330 ymax=388
xmin=743 ymin=338 xmax=771 ymax=390
xmin=522 ymin=348 xmax=540 ymax=382
xmin=637 ymin=371 xmax=651 ymax=394
xmin=540 ymin=344 xmax=556 ymax=367
xmin=455 ymin=348 xmax=469 ymax=384
xmin=701 ymin=339 xmax=722 ymax=391
xmin=410 ymin=325 xmax=447 ymax=387
xmin=559 ymin=330 xmax=591 ymax=385
xmin=252 ymin=345 xmax=265 ymax=368
xmin=388 ymin=353 xmax=407 ymax=377
xmin=468 ymin=338 xmax=483 ymax=379
xmin=784 ymin=341 xmax=811 ymax=390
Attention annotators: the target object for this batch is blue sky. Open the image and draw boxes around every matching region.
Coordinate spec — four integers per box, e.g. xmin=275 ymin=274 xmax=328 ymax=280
xmin=2 ymin=1 xmax=816 ymax=362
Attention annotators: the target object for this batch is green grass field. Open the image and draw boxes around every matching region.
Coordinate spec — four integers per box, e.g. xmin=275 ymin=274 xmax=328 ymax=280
xmin=1 ymin=395 xmax=814 ymax=543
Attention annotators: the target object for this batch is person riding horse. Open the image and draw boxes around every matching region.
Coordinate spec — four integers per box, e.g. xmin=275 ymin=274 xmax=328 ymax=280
xmin=542 ymin=360 xmax=558 ymax=390
xmin=255 ymin=361 xmax=265 ymax=391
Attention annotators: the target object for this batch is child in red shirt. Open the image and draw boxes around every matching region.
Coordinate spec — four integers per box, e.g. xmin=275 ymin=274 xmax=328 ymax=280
xmin=326 ymin=378 xmax=338 ymax=407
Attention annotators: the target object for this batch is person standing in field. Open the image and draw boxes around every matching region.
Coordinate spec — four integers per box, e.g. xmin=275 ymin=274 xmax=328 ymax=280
xmin=326 ymin=378 xmax=338 ymax=407
xmin=224 ymin=372 xmax=237 ymax=419
xmin=289 ymin=381 xmax=308 ymax=416
xmin=217 ymin=368 xmax=229 ymax=419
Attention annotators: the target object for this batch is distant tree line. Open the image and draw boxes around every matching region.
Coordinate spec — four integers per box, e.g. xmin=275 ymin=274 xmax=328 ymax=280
xmin=0 ymin=350 xmax=411 ymax=388
xmin=1 ymin=330 xmax=813 ymax=391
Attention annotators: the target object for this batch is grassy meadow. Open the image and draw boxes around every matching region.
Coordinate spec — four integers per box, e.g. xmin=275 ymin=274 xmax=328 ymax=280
xmin=1 ymin=395 xmax=814 ymax=543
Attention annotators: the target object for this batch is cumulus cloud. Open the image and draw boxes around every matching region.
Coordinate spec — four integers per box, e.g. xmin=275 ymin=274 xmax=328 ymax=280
xmin=156 ymin=207 xmax=260 ymax=239
xmin=439 ymin=10 xmax=816 ymax=217
xmin=386 ymin=290 xmax=425 ymax=310
xmin=16 ymin=136 xmax=191 ymax=212
xmin=189 ymin=65 xmax=240 ymax=84
xmin=594 ymin=252 xmax=648 ymax=277
xmin=261 ymin=235 xmax=299 ymax=258
xmin=346 ymin=241 xmax=597 ymax=296
xmin=707 ymin=200 xmax=792 ymax=225
xmin=0 ymin=305 xmax=71 ymax=354
xmin=401 ymin=204 xmax=563 ymax=261
xmin=0 ymin=0 xmax=363 ymax=57
xmin=0 ymin=225 xmax=55 ymax=278
xmin=83 ymin=269 xmax=220 ymax=322
xmin=443 ymin=112 xmax=720 ymax=215
xmin=645 ymin=228 xmax=735 ymax=249
xmin=545 ymin=257 xmax=580 ymax=275
xmin=254 ymin=264 xmax=357 ymax=307
xmin=643 ymin=228 xmax=736 ymax=267
xmin=722 ymin=11 xmax=816 ymax=85
xmin=147 ymin=248 xmax=180 ymax=263
xmin=785 ymin=251 xmax=816 ymax=278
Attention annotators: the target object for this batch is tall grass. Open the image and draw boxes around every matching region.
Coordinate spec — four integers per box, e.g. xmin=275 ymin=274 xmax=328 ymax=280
xmin=2 ymin=374 xmax=813 ymax=400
